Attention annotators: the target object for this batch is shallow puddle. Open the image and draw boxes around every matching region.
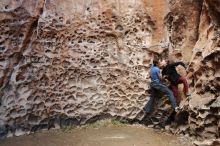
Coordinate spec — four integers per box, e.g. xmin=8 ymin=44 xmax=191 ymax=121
xmin=0 ymin=122 xmax=193 ymax=146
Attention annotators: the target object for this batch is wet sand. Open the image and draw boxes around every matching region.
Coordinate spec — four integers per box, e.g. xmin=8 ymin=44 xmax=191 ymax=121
xmin=0 ymin=122 xmax=193 ymax=146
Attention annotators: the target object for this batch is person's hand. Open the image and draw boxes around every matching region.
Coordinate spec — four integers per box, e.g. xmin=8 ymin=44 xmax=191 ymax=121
xmin=161 ymin=77 xmax=169 ymax=85
xmin=184 ymin=64 xmax=188 ymax=69
xmin=162 ymin=75 xmax=168 ymax=80
xmin=185 ymin=67 xmax=190 ymax=74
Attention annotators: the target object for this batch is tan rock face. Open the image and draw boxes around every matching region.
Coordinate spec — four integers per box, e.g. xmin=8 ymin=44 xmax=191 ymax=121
xmin=0 ymin=0 xmax=219 ymax=139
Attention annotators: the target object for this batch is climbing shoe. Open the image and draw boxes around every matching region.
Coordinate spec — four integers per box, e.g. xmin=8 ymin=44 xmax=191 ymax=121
xmin=175 ymin=107 xmax=180 ymax=112
xmin=186 ymin=93 xmax=191 ymax=97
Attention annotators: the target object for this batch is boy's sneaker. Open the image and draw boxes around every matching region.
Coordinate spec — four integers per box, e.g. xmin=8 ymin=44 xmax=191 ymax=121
xmin=175 ymin=107 xmax=180 ymax=112
xmin=186 ymin=93 xmax=191 ymax=97
xmin=185 ymin=93 xmax=192 ymax=101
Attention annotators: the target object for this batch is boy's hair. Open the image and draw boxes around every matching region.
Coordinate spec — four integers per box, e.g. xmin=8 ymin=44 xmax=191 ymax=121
xmin=153 ymin=59 xmax=159 ymax=66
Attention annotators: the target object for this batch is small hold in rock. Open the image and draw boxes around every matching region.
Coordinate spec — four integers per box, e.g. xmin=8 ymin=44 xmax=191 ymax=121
xmin=5 ymin=5 xmax=9 ymax=9
xmin=115 ymin=25 xmax=123 ymax=31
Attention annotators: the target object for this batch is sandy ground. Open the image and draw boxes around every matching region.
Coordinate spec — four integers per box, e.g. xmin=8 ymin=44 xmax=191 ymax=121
xmin=0 ymin=122 xmax=193 ymax=146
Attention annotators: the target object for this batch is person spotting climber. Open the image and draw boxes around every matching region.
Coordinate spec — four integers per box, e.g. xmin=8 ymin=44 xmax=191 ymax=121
xmin=143 ymin=59 xmax=178 ymax=114
xmin=161 ymin=59 xmax=190 ymax=106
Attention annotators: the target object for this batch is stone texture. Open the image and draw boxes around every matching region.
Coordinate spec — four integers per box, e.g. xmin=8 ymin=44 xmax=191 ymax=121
xmin=193 ymin=139 xmax=220 ymax=146
xmin=0 ymin=0 xmax=219 ymax=140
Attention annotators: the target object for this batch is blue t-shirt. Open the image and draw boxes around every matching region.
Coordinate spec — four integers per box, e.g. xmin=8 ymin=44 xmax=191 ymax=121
xmin=149 ymin=65 xmax=160 ymax=83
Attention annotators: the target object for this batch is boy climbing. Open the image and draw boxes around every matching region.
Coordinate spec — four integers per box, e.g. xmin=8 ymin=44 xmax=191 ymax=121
xmin=143 ymin=58 xmax=178 ymax=115
xmin=161 ymin=59 xmax=190 ymax=106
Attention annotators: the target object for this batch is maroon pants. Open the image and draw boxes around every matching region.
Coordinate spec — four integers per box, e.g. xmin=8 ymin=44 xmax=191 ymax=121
xmin=170 ymin=76 xmax=189 ymax=106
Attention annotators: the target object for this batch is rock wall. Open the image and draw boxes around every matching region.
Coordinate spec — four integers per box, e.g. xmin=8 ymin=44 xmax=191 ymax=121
xmin=0 ymin=0 xmax=219 ymax=139
xmin=154 ymin=0 xmax=220 ymax=139
xmin=186 ymin=0 xmax=220 ymax=139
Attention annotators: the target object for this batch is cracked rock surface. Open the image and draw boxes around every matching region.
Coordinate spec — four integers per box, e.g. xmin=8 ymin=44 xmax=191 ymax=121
xmin=0 ymin=0 xmax=219 ymax=141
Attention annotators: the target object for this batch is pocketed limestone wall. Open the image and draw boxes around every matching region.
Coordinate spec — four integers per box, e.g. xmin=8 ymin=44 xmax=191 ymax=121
xmin=0 ymin=0 xmax=219 ymax=139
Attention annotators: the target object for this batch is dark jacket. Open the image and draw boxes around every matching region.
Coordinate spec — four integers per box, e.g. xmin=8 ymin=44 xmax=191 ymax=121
xmin=162 ymin=62 xmax=186 ymax=84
